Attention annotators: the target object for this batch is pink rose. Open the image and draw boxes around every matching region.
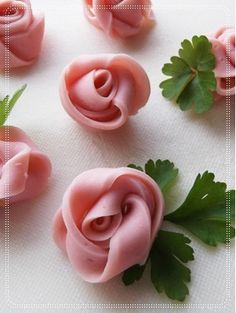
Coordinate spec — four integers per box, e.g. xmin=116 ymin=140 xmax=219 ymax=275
xmin=53 ymin=167 xmax=164 ymax=283
xmin=83 ymin=0 xmax=154 ymax=38
xmin=0 ymin=126 xmax=51 ymax=205
xmin=60 ymin=54 xmax=151 ymax=131
xmin=0 ymin=0 xmax=45 ymax=70
xmin=209 ymin=27 xmax=235 ymax=96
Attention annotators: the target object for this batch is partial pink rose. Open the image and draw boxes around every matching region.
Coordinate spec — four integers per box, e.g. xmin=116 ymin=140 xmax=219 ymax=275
xmin=0 ymin=0 xmax=45 ymax=70
xmin=60 ymin=54 xmax=151 ymax=131
xmin=209 ymin=27 xmax=235 ymax=96
xmin=53 ymin=167 xmax=164 ymax=283
xmin=83 ymin=0 xmax=154 ymax=38
xmin=0 ymin=126 xmax=51 ymax=205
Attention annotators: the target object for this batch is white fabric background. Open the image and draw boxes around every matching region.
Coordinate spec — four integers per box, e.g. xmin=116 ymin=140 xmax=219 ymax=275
xmin=0 ymin=0 xmax=235 ymax=312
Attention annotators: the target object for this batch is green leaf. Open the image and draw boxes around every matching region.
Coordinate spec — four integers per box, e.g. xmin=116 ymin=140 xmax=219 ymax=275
xmin=122 ymin=230 xmax=194 ymax=302
xmin=177 ymin=72 xmax=216 ymax=113
xmin=128 ymin=164 xmax=143 ymax=172
xmin=122 ymin=264 xmax=146 ymax=286
xmin=160 ymin=57 xmax=193 ymax=100
xmin=150 ymin=230 xmax=194 ymax=301
xmin=145 ymin=159 xmax=179 ymax=192
xmin=160 ymin=35 xmax=217 ymax=113
xmin=127 ymin=159 xmax=178 ymax=193
xmin=165 ymin=172 xmax=235 ymax=246
xmin=0 ymin=84 xmax=27 ymax=126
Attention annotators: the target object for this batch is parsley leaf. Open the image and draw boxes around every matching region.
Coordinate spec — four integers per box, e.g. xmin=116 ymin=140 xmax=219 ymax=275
xmin=128 ymin=164 xmax=143 ymax=172
xmin=122 ymin=264 xmax=146 ymax=286
xmin=160 ymin=36 xmax=217 ymax=113
xmin=122 ymin=230 xmax=194 ymax=302
xmin=165 ymin=172 xmax=235 ymax=246
xmin=145 ymin=159 xmax=178 ymax=192
xmin=0 ymin=84 xmax=27 ymax=126
xmin=128 ymin=159 xmax=178 ymax=192
xmin=150 ymin=230 xmax=194 ymax=301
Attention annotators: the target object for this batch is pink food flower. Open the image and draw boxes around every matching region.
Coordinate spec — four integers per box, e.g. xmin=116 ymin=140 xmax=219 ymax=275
xmin=53 ymin=167 xmax=164 ymax=283
xmin=0 ymin=126 xmax=51 ymax=205
xmin=209 ymin=27 xmax=235 ymax=96
xmin=83 ymin=0 xmax=154 ymax=38
xmin=0 ymin=0 xmax=45 ymax=70
xmin=60 ymin=54 xmax=151 ymax=131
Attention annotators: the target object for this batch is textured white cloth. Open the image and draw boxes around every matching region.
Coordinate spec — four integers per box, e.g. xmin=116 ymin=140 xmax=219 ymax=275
xmin=0 ymin=0 xmax=235 ymax=312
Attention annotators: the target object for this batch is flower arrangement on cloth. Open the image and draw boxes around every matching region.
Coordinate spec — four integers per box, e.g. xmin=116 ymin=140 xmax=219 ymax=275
xmin=160 ymin=27 xmax=235 ymax=114
xmin=83 ymin=0 xmax=154 ymax=38
xmin=53 ymin=159 xmax=235 ymax=302
xmin=0 ymin=86 xmax=51 ymax=206
xmin=0 ymin=0 xmax=45 ymax=70
xmin=60 ymin=54 xmax=150 ymax=131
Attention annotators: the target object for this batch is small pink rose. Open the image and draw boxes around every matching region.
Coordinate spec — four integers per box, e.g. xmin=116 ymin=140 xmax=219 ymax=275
xmin=0 ymin=126 xmax=51 ymax=205
xmin=83 ymin=0 xmax=154 ymax=38
xmin=53 ymin=167 xmax=164 ymax=283
xmin=0 ymin=0 xmax=45 ymax=70
xmin=209 ymin=27 xmax=235 ymax=97
xmin=60 ymin=54 xmax=151 ymax=131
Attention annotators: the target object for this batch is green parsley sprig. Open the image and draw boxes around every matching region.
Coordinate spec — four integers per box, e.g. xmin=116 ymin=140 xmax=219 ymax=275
xmin=0 ymin=84 xmax=27 ymax=126
xmin=165 ymin=172 xmax=235 ymax=246
xmin=160 ymin=36 xmax=217 ymax=113
xmin=122 ymin=159 xmax=235 ymax=302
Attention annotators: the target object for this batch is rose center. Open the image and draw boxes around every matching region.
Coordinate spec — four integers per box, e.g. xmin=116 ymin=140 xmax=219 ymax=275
xmin=91 ymin=216 xmax=112 ymax=231
xmin=94 ymin=69 xmax=113 ymax=97
xmin=0 ymin=3 xmax=17 ymax=16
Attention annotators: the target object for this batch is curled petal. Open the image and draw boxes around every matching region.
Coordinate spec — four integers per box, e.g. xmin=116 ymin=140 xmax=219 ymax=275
xmin=0 ymin=126 xmax=51 ymax=205
xmin=209 ymin=27 xmax=235 ymax=96
xmin=83 ymin=0 xmax=154 ymax=38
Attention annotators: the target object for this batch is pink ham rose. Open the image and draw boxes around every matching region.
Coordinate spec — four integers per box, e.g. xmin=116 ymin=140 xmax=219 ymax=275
xmin=0 ymin=0 xmax=45 ymax=70
xmin=53 ymin=167 xmax=164 ymax=283
xmin=0 ymin=126 xmax=51 ymax=205
xmin=209 ymin=27 xmax=235 ymax=96
xmin=83 ymin=0 xmax=154 ymax=38
xmin=60 ymin=54 xmax=151 ymax=131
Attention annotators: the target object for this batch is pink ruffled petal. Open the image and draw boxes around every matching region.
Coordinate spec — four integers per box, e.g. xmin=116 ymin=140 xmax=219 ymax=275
xmin=209 ymin=26 xmax=235 ymax=97
xmin=0 ymin=126 xmax=51 ymax=205
xmin=83 ymin=0 xmax=154 ymax=38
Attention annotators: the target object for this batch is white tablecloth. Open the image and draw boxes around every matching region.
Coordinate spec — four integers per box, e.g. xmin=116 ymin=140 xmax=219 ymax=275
xmin=0 ymin=0 xmax=235 ymax=312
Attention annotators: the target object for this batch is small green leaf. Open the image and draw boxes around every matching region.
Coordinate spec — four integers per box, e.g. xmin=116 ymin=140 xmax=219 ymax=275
xmin=160 ymin=57 xmax=193 ymax=101
xmin=150 ymin=230 xmax=194 ymax=301
xmin=144 ymin=159 xmax=179 ymax=192
xmin=127 ymin=159 xmax=178 ymax=193
xmin=160 ymin=35 xmax=217 ymax=113
xmin=165 ymin=172 xmax=235 ymax=246
xmin=128 ymin=164 xmax=143 ymax=172
xmin=122 ymin=264 xmax=146 ymax=286
xmin=0 ymin=84 xmax=27 ymax=126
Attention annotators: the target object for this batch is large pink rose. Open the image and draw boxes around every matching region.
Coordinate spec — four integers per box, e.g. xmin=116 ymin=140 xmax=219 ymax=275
xmin=0 ymin=126 xmax=51 ymax=205
xmin=209 ymin=27 xmax=235 ymax=96
xmin=60 ymin=54 xmax=151 ymax=131
xmin=53 ymin=167 xmax=164 ymax=283
xmin=0 ymin=0 xmax=45 ymax=70
xmin=83 ymin=0 xmax=154 ymax=38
